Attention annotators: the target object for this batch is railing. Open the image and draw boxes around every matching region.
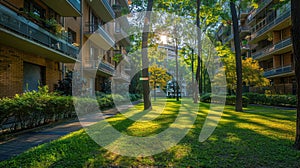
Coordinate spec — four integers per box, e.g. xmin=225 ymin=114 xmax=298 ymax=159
xmin=240 ymin=26 xmax=250 ymax=32
xmin=274 ymin=37 xmax=292 ymax=51
xmin=251 ymin=7 xmax=291 ymax=40
xmin=99 ymin=62 xmax=115 ymax=74
xmin=103 ymin=0 xmax=115 ymax=18
xmin=252 ymin=38 xmax=292 ymax=59
xmin=241 ymin=44 xmax=250 ymax=50
xmin=252 ymin=45 xmax=273 ymax=59
xmin=264 ymin=65 xmax=293 ymax=77
xmin=68 ymin=0 xmax=81 ymax=12
xmin=85 ymin=22 xmax=115 ymax=47
xmin=248 ymin=0 xmax=272 ymax=22
xmin=0 ymin=5 xmax=78 ymax=59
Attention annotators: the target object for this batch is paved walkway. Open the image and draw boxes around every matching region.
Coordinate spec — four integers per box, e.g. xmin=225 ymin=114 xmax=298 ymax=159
xmin=0 ymin=104 xmax=133 ymax=161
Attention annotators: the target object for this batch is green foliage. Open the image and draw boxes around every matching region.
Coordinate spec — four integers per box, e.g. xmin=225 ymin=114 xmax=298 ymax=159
xmin=215 ymin=44 xmax=269 ymax=93
xmin=0 ymin=86 xmax=74 ymax=134
xmin=244 ymin=92 xmax=296 ymax=107
xmin=0 ymin=87 xmax=142 ymax=134
xmin=200 ymin=93 xmax=249 ymax=107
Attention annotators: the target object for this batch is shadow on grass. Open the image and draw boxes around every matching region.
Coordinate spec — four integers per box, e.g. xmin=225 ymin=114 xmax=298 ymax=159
xmin=1 ymin=101 xmax=300 ymax=167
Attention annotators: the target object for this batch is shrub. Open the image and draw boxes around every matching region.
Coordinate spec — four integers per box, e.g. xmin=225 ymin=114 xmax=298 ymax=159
xmin=200 ymin=93 xmax=249 ymax=107
xmin=243 ymin=92 xmax=296 ymax=107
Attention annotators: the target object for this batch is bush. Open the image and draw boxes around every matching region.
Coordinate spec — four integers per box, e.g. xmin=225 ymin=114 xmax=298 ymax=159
xmin=0 ymin=86 xmax=75 ymax=134
xmin=200 ymin=93 xmax=249 ymax=107
xmin=0 ymin=87 xmax=142 ymax=135
xmin=243 ymin=93 xmax=296 ymax=107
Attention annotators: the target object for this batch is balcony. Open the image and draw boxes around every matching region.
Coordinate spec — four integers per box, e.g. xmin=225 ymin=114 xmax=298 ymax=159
xmin=42 ymin=0 xmax=81 ymax=16
xmin=250 ymin=7 xmax=291 ymax=43
xmin=85 ymin=23 xmax=115 ymax=50
xmin=0 ymin=5 xmax=78 ymax=63
xmin=115 ymin=26 xmax=130 ymax=46
xmin=240 ymin=26 xmax=250 ymax=33
xmin=241 ymin=44 xmax=250 ymax=53
xmin=223 ymin=34 xmax=233 ymax=44
xmin=87 ymin=0 xmax=115 ymax=22
xmin=248 ymin=0 xmax=272 ymax=24
xmin=252 ymin=38 xmax=292 ymax=60
xmin=99 ymin=61 xmax=115 ymax=76
xmin=273 ymin=37 xmax=292 ymax=54
xmin=264 ymin=65 xmax=293 ymax=77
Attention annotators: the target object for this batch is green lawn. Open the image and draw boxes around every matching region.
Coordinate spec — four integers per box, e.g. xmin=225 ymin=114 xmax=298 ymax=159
xmin=1 ymin=98 xmax=300 ymax=167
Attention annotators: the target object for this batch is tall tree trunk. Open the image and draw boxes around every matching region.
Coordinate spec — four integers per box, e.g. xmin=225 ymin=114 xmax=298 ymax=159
xmin=291 ymin=0 xmax=300 ymax=150
xmin=195 ymin=0 xmax=202 ymax=101
xmin=141 ymin=0 xmax=153 ymax=110
xmin=230 ymin=1 xmax=243 ymax=112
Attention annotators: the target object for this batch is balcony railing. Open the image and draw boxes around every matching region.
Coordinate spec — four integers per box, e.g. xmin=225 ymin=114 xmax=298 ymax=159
xmin=85 ymin=23 xmax=115 ymax=49
xmin=264 ymin=65 xmax=293 ymax=77
xmin=252 ymin=45 xmax=273 ymax=59
xmin=240 ymin=26 xmax=250 ymax=32
xmin=0 ymin=5 xmax=78 ymax=60
xmin=223 ymin=34 xmax=233 ymax=44
xmin=274 ymin=37 xmax=292 ymax=51
xmin=248 ymin=0 xmax=272 ymax=23
xmin=87 ymin=0 xmax=115 ymax=21
xmin=252 ymin=38 xmax=292 ymax=60
xmin=251 ymin=7 xmax=291 ymax=40
xmin=68 ymin=0 xmax=81 ymax=12
xmin=99 ymin=62 xmax=115 ymax=75
xmin=103 ymin=0 xmax=115 ymax=18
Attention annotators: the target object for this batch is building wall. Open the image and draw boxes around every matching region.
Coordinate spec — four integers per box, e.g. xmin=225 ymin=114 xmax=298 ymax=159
xmin=0 ymin=45 xmax=61 ymax=97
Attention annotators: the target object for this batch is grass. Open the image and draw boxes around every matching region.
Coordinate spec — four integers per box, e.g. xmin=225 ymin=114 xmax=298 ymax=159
xmin=1 ymin=98 xmax=300 ymax=167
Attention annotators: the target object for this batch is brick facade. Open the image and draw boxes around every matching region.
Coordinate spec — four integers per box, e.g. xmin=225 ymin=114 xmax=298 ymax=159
xmin=0 ymin=45 xmax=61 ymax=97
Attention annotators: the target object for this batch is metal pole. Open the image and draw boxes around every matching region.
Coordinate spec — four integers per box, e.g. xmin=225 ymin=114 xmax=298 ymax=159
xmin=191 ymin=47 xmax=195 ymax=103
xmin=175 ymin=38 xmax=179 ymax=101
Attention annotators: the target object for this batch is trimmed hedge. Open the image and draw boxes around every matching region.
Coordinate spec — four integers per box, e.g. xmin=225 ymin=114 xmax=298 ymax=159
xmin=200 ymin=93 xmax=249 ymax=107
xmin=0 ymin=87 xmax=141 ymax=134
xmin=243 ymin=92 xmax=296 ymax=107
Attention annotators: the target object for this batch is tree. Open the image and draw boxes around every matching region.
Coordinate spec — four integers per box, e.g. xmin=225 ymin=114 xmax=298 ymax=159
xmin=215 ymin=44 xmax=269 ymax=93
xmin=149 ymin=64 xmax=172 ymax=100
xmin=141 ymin=0 xmax=154 ymax=110
xmin=196 ymin=0 xmax=202 ymax=101
xmin=291 ymin=0 xmax=300 ymax=150
xmin=230 ymin=0 xmax=243 ymax=112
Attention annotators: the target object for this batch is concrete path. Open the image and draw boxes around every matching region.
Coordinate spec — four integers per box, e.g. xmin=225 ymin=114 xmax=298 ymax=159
xmin=0 ymin=104 xmax=134 ymax=161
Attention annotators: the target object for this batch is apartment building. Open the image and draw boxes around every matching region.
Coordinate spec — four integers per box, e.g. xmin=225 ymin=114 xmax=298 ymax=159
xmin=217 ymin=0 xmax=294 ymax=95
xmin=0 ymin=0 xmax=81 ymax=97
xmin=248 ymin=0 xmax=294 ymax=94
xmin=81 ymin=0 xmax=131 ymax=95
xmin=0 ymin=0 xmax=131 ymax=97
